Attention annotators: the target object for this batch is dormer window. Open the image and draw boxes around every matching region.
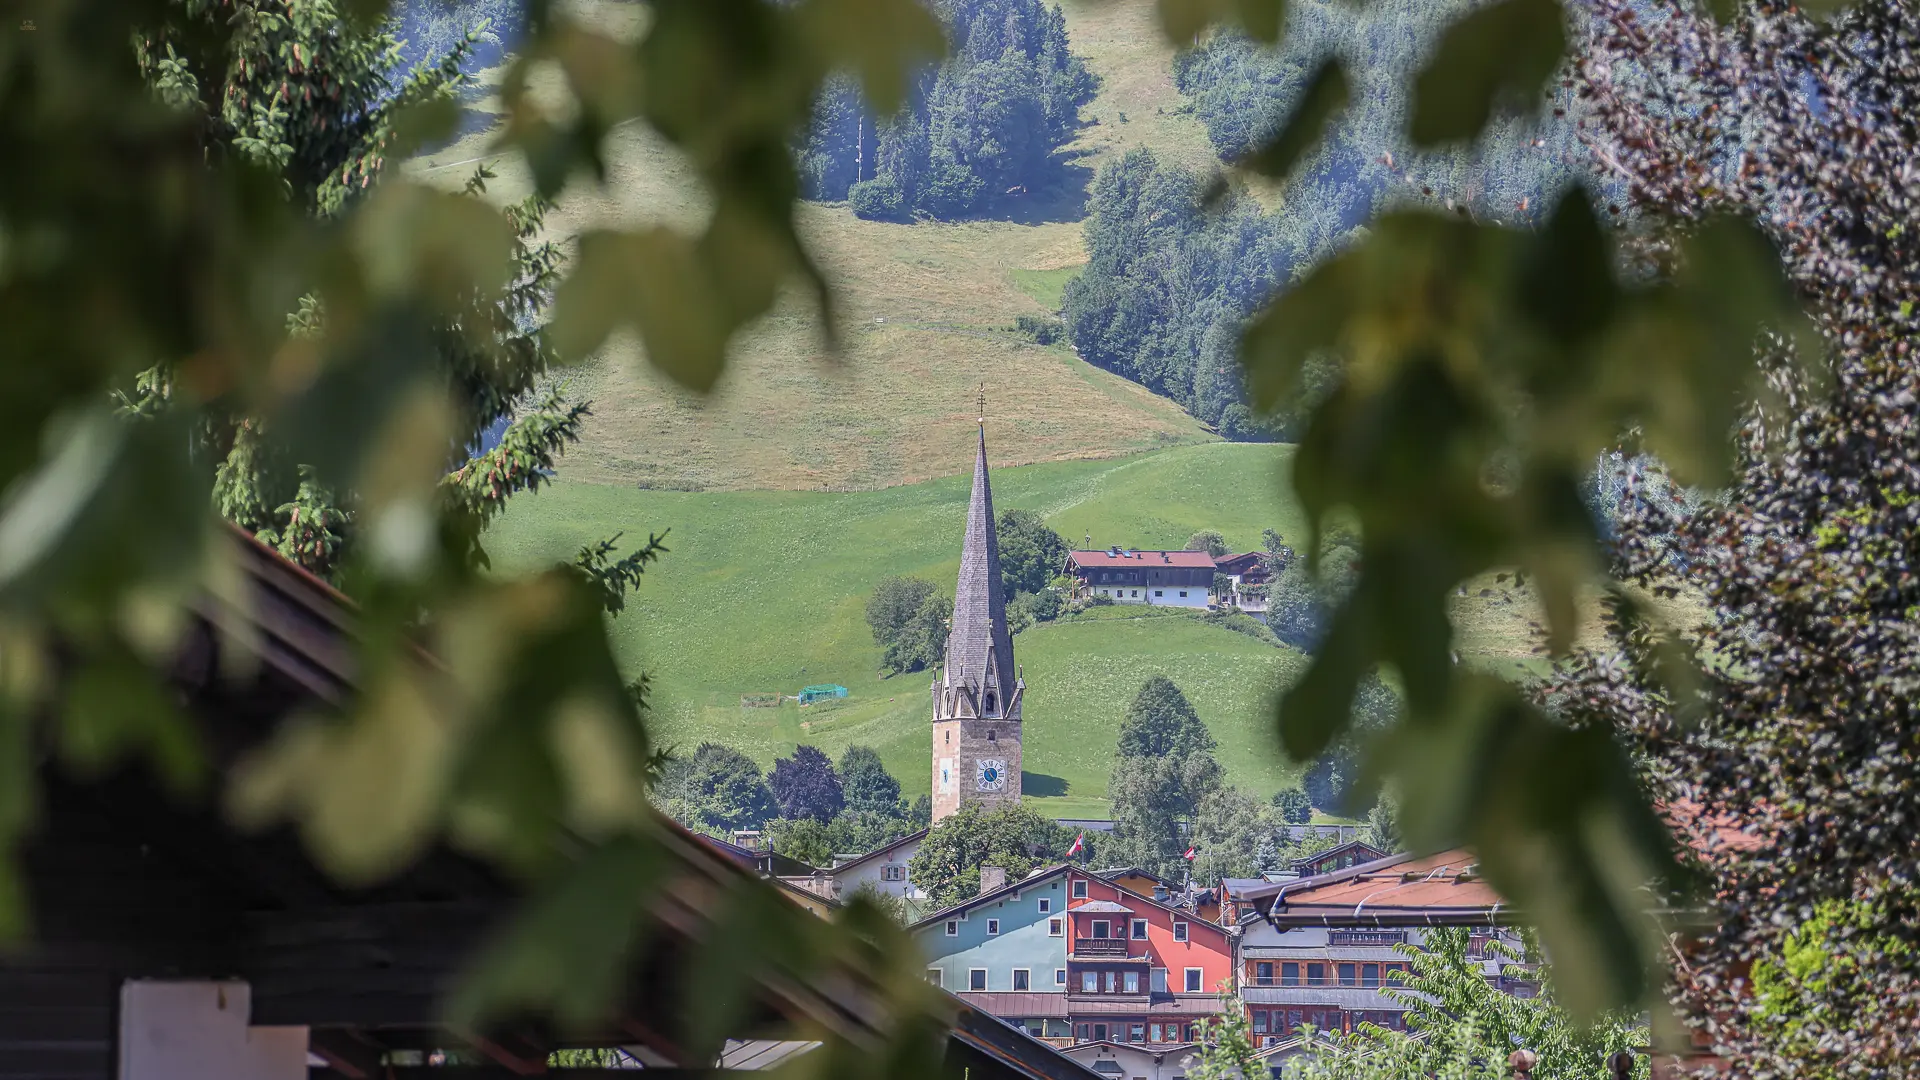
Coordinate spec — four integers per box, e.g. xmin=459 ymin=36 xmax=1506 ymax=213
xmin=985 ymin=692 xmax=997 ymax=714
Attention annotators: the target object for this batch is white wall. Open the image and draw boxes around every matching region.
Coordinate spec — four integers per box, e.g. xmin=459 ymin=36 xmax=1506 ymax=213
xmin=119 ymin=981 xmax=309 ymax=1080
xmin=832 ymin=836 xmax=925 ymax=901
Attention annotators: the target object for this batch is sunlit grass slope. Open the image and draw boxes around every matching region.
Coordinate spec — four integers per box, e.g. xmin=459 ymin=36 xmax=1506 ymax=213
xmin=407 ymin=0 xmax=1225 ymax=492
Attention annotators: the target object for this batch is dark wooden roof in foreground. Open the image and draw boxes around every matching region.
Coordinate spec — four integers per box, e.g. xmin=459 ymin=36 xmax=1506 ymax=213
xmin=2 ymin=525 xmax=1096 ymax=1080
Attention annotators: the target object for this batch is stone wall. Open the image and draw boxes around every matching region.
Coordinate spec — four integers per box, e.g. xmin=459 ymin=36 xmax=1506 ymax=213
xmin=933 ymin=717 xmax=1022 ymax=821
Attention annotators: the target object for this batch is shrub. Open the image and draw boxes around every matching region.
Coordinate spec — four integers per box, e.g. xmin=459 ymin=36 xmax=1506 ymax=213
xmin=1014 ymin=314 xmax=1064 ymax=344
xmin=849 ymin=178 xmax=905 ymax=220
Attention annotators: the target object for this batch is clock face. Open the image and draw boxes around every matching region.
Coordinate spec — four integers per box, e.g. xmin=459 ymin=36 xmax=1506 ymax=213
xmin=977 ymin=759 xmax=1008 ymax=792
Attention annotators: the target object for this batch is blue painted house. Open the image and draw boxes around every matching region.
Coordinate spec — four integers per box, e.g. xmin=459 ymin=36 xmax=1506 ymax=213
xmin=911 ymin=866 xmax=1074 ymax=1039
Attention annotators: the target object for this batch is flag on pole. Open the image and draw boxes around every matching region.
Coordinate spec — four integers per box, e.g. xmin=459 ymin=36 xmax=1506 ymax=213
xmin=1066 ymin=833 xmax=1085 ymax=857
xmin=1182 ymin=845 xmax=1197 ymax=861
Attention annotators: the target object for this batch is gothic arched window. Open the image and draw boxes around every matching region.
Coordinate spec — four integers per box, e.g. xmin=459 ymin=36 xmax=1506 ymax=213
xmin=985 ymin=692 xmax=998 ymax=714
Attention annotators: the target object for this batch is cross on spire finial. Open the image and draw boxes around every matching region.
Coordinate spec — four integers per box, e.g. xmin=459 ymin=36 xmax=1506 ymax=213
xmin=977 ymin=382 xmax=986 ymax=425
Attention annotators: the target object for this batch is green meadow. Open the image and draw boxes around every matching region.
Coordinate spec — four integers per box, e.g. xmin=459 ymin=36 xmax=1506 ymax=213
xmin=484 ymin=442 xmax=1308 ymax=818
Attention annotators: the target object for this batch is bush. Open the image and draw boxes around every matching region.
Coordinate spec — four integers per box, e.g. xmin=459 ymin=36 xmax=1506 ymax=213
xmin=849 ymin=178 xmax=906 ymax=220
xmin=1015 ymin=314 xmax=1065 ymax=344
xmin=1026 ymin=587 xmax=1063 ymax=622
xmin=923 ymin=163 xmax=986 ymax=217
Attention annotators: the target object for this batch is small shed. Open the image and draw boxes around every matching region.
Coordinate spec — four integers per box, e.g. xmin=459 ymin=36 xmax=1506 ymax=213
xmin=798 ymin=684 xmax=849 ymax=705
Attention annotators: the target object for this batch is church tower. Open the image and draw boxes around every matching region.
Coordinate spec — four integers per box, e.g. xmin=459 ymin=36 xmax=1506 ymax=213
xmin=931 ymin=422 xmax=1024 ymax=822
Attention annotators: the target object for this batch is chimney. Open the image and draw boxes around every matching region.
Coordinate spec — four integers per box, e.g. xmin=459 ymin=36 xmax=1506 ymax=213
xmin=979 ymin=866 xmax=1007 ymax=896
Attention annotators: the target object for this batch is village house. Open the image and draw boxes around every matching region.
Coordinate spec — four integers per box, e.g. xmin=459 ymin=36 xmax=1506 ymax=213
xmin=1232 ymin=850 xmax=1534 ymax=1047
xmin=1291 ymin=838 xmax=1387 ymax=879
xmin=778 ymin=829 xmax=929 ymax=915
xmin=1210 ymin=552 xmax=1273 ymax=613
xmin=1063 ymin=549 xmax=1217 ymax=609
xmin=911 ymin=865 xmax=1236 ymax=1050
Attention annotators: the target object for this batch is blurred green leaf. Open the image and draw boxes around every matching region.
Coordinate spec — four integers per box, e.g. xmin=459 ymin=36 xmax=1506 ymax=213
xmin=1378 ymin=676 xmax=1677 ymax=1021
xmin=684 ymin=877 xmax=819 ymax=1063
xmin=1157 ymin=0 xmax=1287 ymax=45
xmin=1515 ymin=191 xmax=1618 ymax=351
xmin=228 ymin=656 xmax=455 ymax=884
xmin=60 ymin=652 xmax=205 ymax=796
xmin=348 ymin=182 xmax=515 ymax=307
xmin=447 ymin=834 xmax=670 ymax=1030
xmin=1410 ymin=0 xmax=1565 ymax=146
xmin=1238 ymin=59 xmax=1347 ymax=185
xmin=1278 ymin=599 xmax=1368 ymax=761
xmin=797 ymin=0 xmax=947 ymax=114
xmin=549 ymin=227 xmax=732 ymax=392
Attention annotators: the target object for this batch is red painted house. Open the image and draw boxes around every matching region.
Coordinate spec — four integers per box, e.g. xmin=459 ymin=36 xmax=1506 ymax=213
xmin=1063 ymin=869 xmax=1234 ymax=1045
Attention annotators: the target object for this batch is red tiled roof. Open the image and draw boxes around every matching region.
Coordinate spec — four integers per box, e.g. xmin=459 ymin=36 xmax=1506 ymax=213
xmin=1659 ymin=799 xmax=1767 ymax=857
xmin=1270 ymin=851 xmax=1503 ymax=922
xmin=1068 ymin=550 xmax=1217 ymax=570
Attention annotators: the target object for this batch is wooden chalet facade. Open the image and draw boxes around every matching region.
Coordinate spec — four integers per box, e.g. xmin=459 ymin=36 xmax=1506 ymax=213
xmin=1 ymin=528 xmax=1098 ymax=1080
xmin=1233 ymin=850 xmax=1534 ymax=1047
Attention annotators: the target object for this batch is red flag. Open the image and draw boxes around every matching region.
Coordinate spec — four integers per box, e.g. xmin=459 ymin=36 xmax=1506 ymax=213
xmin=1183 ymin=846 xmax=1197 ymax=861
xmin=1066 ymin=833 xmax=1085 ymax=857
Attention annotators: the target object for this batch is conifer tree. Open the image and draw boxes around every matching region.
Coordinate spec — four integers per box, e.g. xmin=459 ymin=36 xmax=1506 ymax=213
xmin=131 ymin=0 xmax=612 ymax=585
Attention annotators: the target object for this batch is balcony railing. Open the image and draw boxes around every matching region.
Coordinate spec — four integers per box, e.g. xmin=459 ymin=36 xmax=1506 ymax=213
xmin=1329 ymin=930 xmax=1407 ymax=947
xmin=1073 ymin=937 xmax=1129 ymax=958
xmin=1246 ymin=976 xmax=1391 ymax=989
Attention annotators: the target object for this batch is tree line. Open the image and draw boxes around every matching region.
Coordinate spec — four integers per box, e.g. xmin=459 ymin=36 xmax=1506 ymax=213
xmin=1063 ymin=0 xmax=1586 ymax=442
xmin=654 ymin=741 xmax=931 ymax=854
xmin=799 ymin=0 xmax=1098 ymax=220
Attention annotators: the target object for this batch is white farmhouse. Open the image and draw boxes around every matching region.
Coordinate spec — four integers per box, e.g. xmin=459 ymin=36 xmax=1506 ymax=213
xmin=1064 ymin=549 xmax=1216 ymax=609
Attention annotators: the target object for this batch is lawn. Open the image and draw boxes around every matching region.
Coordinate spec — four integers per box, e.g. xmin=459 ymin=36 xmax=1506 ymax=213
xmin=483 ymin=442 xmax=1307 ymax=816
xmin=405 ymin=0 xmax=1225 ymax=493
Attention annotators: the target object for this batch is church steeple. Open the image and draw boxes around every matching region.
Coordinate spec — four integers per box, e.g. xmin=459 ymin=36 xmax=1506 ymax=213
xmin=942 ymin=423 xmax=1019 ymax=717
xmin=930 ymin=411 xmax=1025 ymax=822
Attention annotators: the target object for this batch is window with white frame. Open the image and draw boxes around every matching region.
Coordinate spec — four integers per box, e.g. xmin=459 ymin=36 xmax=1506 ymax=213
xmin=1131 ymin=919 xmax=1148 ymax=939
xmin=970 ymin=969 xmax=988 ymax=992
xmin=1072 ymin=879 xmax=1088 ymax=899
xmin=1013 ymin=969 xmax=1030 ymax=991
xmin=1037 ymin=898 xmax=1051 ymax=913
xmin=1048 ymin=917 xmax=1064 ymax=936
xmin=1081 ymin=970 xmax=1098 ymax=993
xmin=1173 ymin=920 xmax=1189 ymax=942
xmin=883 ymin=865 xmax=906 ymax=881
xmin=1184 ymin=968 xmax=1203 ymax=992
xmin=986 ymin=919 xmax=1000 ymax=935
xmin=1151 ymin=968 xmax=1168 ymax=993
xmin=1091 ymin=920 xmax=1110 ymax=939
xmin=945 ymin=920 xmax=959 ymax=937
xmin=1056 ymin=969 xmax=1067 ymax=986
xmin=927 ymin=969 xmax=942 ymax=987
xmin=1123 ymin=970 xmax=1140 ymax=993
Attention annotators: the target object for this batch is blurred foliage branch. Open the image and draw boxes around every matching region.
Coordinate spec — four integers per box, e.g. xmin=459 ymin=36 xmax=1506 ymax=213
xmin=0 ymin=0 xmax=1849 ymax=1064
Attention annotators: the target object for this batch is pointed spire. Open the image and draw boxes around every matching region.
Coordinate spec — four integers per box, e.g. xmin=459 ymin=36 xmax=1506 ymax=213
xmin=945 ymin=423 xmax=1017 ymax=712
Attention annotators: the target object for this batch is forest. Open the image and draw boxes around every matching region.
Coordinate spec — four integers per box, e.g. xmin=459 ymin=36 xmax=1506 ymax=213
xmin=1065 ymin=0 xmax=1585 ymax=437
xmin=797 ymin=0 xmax=1098 ymax=219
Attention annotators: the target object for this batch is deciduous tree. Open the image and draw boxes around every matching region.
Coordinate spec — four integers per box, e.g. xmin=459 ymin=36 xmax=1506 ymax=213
xmin=838 ymin=745 xmax=905 ymax=818
xmin=769 ymin=745 xmax=844 ymax=822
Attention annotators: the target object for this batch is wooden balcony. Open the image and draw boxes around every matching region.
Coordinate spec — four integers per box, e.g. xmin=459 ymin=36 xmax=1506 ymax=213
xmin=1072 ymin=937 xmax=1129 ymax=959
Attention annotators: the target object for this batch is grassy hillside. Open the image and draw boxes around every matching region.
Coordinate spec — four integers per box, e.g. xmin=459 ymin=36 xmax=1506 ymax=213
xmin=408 ymin=0 xmax=1224 ymax=492
xmin=484 ymin=442 xmax=1306 ymax=818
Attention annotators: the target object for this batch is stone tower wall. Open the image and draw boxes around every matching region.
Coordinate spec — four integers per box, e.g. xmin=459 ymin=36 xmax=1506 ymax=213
xmin=932 ymin=715 xmax=1022 ymax=821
